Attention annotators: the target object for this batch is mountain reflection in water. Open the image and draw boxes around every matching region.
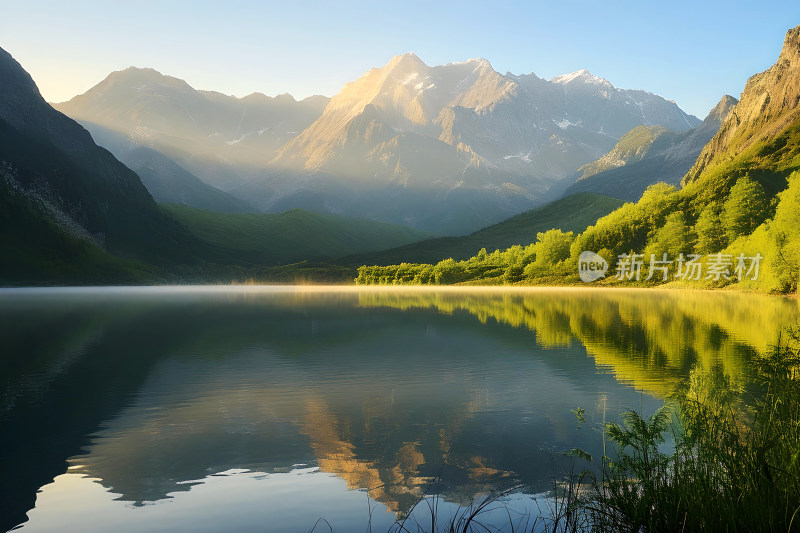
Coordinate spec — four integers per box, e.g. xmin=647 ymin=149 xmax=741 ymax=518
xmin=1 ymin=287 xmax=796 ymax=532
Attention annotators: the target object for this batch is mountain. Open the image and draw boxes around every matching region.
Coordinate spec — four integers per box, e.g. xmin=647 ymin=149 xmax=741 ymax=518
xmin=74 ymin=121 xmax=254 ymax=212
xmin=563 ymin=95 xmax=738 ymax=201
xmin=573 ymin=125 xmax=683 ymax=180
xmin=271 ymin=58 xmax=698 ymax=180
xmin=0 ymin=163 xmax=151 ymax=284
xmin=0 ymin=47 xmax=200 ymax=275
xmin=0 ymin=48 xmax=434 ymax=285
xmin=682 ymin=26 xmax=800 ymax=198
xmin=54 ymin=68 xmax=329 ymax=191
xmin=366 ymin=24 xmax=800 ymax=292
xmin=546 ymin=69 xmax=699 ymax=135
xmin=123 ymin=146 xmax=253 ymax=212
xmin=337 ymin=192 xmax=623 ymax=267
xmin=257 ymin=55 xmax=698 ymax=232
xmin=57 ymin=57 xmax=699 ymax=234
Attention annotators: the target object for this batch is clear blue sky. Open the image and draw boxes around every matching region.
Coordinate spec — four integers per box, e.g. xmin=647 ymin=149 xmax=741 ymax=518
xmin=2 ymin=0 xmax=799 ymax=118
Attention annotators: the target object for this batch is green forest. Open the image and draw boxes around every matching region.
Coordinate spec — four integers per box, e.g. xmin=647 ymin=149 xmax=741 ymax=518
xmin=356 ymin=170 xmax=800 ymax=293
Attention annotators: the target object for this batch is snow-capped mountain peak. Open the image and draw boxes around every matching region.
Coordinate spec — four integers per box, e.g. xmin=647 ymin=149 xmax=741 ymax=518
xmin=550 ymin=69 xmax=613 ymax=88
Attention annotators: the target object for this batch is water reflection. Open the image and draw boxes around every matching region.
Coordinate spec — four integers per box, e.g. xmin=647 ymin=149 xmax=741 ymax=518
xmin=1 ymin=287 xmax=796 ymax=532
xmin=359 ymin=288 xmax=799 ymax=396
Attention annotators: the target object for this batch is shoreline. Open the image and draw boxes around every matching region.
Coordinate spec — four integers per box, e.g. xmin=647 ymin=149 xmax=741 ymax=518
xmin=0 ymin=283 xmax=795 ymax=299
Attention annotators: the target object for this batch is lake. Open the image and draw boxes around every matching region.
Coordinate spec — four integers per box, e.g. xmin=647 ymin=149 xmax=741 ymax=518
xmin=1 ymin=286 xmax=797 ymax=532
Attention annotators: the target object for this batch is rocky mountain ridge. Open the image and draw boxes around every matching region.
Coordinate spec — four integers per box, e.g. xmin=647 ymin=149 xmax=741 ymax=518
xmin=683 ymin=26 xmax=800 ymax=187
xmin=563 ymin=95 xmax=737 ymax=201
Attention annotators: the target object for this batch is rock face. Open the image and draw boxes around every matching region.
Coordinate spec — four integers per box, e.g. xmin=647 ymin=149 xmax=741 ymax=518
xmin=683 ymin=25 xmax=800 ymax=186
xmin=563 ymin=95 xmax=737 ymax=201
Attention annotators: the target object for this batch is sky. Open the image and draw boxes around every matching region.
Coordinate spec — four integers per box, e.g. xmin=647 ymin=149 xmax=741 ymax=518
xmin=2 ymin=0 xmax=799 ymax=118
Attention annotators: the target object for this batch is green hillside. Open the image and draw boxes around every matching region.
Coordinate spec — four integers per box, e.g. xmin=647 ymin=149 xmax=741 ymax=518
xmin=163 ymin=204 xmax=431 ymax=266
xmin=354 ymin=157 xmax=800 ymax=291
xmin=683 ymin=119 xmax=800 ymax=205
xmin=0 ymin=178 xmax=152 ymax=285
xmin=353 ymin=121 xmax=800 ymax=290
xmin=338 ymin=193 xmax=624 ymax=267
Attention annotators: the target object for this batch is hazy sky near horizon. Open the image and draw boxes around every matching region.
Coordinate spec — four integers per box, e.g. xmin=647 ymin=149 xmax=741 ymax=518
xmin=2 ymin=0 xmax=799 ymax=118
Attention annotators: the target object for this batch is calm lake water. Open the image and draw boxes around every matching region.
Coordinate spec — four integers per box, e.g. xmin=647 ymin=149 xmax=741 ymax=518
xmin=1 ymin=286 xmax=797 ymax=532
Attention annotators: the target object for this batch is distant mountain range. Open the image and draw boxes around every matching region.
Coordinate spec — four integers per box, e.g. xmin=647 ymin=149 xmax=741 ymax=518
xmin=77 ymin=123 xmax=254 ymax=212
xmin=55 ymin=56 xmax=700 ymax=234
xmin=55 ymin=68 xmax=328 ymax=190
xmin=0 ymin=48 xmax=431 ymax=285
xmin=563 ymin=95 xmax=738 ymax=201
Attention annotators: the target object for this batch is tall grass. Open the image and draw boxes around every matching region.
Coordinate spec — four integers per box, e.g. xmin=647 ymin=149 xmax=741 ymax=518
xmin=381 ymin=482 xmax=592 ymax=533
xmin=591 ymin=333 xmax=800 ymax=532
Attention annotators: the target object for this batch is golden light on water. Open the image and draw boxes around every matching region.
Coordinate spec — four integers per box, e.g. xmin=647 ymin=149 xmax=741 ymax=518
xmin=358 ymin=287 xmax=800 ymax=397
